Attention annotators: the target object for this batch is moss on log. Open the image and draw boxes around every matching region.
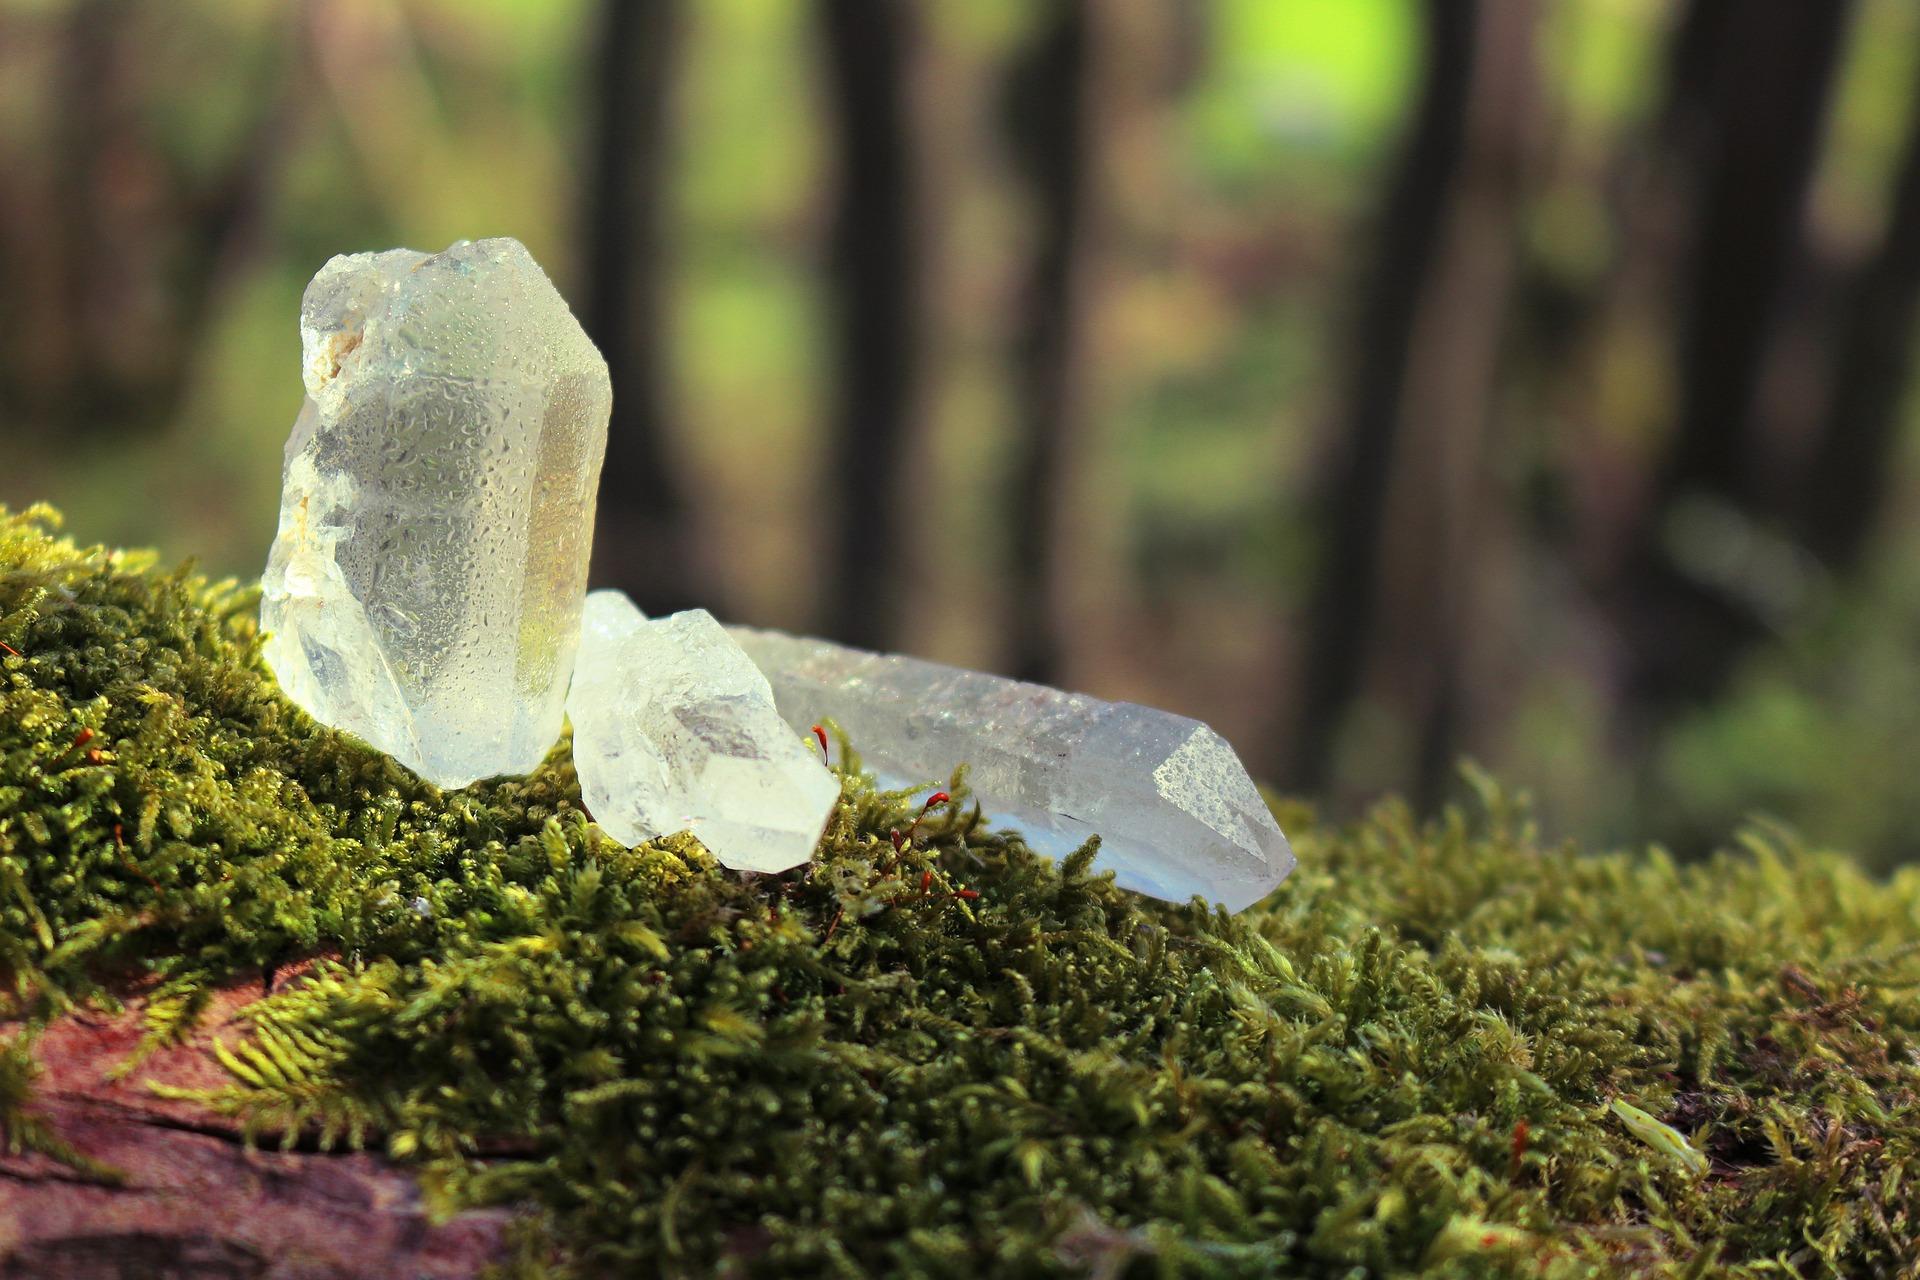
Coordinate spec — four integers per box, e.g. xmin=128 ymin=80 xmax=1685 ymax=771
xmin=1 ymin=503 xmax=1917 ymax=1278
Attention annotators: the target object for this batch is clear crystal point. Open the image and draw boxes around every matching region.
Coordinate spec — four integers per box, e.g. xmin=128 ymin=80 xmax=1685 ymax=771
xmin=260 ymin=238 xmax=610 ymax=788
xmin=727 ymin=627 xmax=1294 ymax=911
xmin=570 ymin=593 xmax=839 ymax=873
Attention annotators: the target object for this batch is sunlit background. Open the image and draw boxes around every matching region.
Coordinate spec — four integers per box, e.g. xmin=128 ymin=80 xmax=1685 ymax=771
xmin=5 ymin=0 xmax=1920 ymax=867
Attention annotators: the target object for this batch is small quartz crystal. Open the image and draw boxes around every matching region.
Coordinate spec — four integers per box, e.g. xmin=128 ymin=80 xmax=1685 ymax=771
xmin=261 ymin=238 xmax=610 ymax=788
xmin=728 ymin=627 xmax=1294 ymax=911
xmin=570 ymin=592 xmax=839 ymax=873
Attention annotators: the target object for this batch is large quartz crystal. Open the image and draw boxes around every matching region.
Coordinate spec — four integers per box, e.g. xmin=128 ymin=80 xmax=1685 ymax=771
xmin=728 ymin=628 xmax=1294 ymax=911
xmin=261 ymin=238 xmax=609 ymax=788
xmin=570 ymin=592 xmax=839 ymax=873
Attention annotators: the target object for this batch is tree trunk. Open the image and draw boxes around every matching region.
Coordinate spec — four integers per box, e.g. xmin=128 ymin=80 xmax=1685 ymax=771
xmin=1 ymin=0 xmax=292 ymax=441
xmin=1280 ymin=0 xmax=1479 ymax=795
xmin=1399 ymin=3 xmax=1539 ymax=812
xmin=1002 ymin=0 xmax=1095 ymax=685
xmin=814 ymin=0 xmax=923 ymax=651
xmin=582 ymin=0 xmax=711 ymax=616
xmin=1616 ymin=0 xmax=1854 ymax=718
xmin=1797 ymin=51 xmax=1920 ymax=574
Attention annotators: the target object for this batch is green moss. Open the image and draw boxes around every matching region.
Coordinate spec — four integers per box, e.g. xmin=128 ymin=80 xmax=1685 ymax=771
xmin=3 ymin=501 xmax=1918 ymax=1278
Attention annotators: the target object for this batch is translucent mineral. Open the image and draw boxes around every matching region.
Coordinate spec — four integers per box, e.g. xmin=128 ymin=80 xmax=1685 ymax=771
xmin=261 ymin=238 xmax=610 ymax=788
xmin=570 ymin=592 xmax=840 ymax=873
xmin=728 ymin=628 xmax=1294 ymax=911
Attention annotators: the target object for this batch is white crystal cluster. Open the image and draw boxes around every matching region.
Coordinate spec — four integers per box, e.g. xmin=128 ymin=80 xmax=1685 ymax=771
xmin=569 ymin=592 xmax=838 ymax=873
xmin=262 ymin=238 xmax=1292 ymax=907
xmin=262 ymin=238 xmax=609 ymax=788
xmin=729 ymin=628 xmax=1294 ymax=912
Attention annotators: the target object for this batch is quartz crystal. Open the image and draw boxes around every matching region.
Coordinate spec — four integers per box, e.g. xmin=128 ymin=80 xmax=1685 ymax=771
xmin=570 ymin=592 xmax=839 ymax=873
xmin=261 ymin=238 xmax=610 ymax=788
xmin=728 ymin=628 xmax=1294 ymax=911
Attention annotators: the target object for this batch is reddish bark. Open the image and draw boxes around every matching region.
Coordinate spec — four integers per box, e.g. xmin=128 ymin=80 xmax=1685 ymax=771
xmin=0 ymin=981 xmax=510 ymax=1279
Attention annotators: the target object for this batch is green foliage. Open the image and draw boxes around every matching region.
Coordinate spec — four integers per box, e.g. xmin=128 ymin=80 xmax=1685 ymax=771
xmin=4 ymin=503 xmax=1920 ymax=1277
xmin=1655 ymin=555 xmax=1920 ymax=872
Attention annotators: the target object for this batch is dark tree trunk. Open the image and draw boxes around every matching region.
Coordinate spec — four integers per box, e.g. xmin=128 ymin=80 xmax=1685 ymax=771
xmin=1656 ymin=0 xmax=1732 ymax=145
xmin=1616 ymin=0 xmax=1853 ymax=717
xmin=1797 ymin=56 xmax=1920 ymax=573
xmin=1404 ymin=4 xmax=1539 ymax=812
xmin=1280 ymin=0 xmax=1479 ymax=795
xmin=815 ymin=0 xmax=922 ymax=651
xmin=1662 ymin=2 xmax=1852 ymax=517
xmin=582 ymin=0 xmax=709 ymax=616
xmin=1502 ymin=0 xmax=1736 ymax=601
xmin=1002 ymin=0 xmax=1094 ymax=685
xmin=49 ymin=0 xmax=117 ymax=431
xmin=11 ymin=0 xmax=292 ymax=441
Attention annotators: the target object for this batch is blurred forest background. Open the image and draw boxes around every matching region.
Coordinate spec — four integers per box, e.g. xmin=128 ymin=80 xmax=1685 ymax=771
xmin=5 ymin=0 xmax=1920 ymax=868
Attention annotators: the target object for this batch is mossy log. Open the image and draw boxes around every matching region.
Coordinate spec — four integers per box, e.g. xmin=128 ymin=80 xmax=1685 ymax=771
xmin=1 ymin=503 xmax=1917 ymax=1279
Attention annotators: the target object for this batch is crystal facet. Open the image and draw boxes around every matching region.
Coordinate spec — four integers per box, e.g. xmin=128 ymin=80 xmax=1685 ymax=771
xmin=728 ymin=627 xmax=1294 ymax=911
xmin=570 ymin=593 xmax=839 ymax=873
xmin=261 ymin=238 xmax=610 ymax=788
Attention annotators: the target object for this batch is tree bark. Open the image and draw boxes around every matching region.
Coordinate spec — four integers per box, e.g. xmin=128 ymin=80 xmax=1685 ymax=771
xmin=0 ymin=981 xmax=508 ymax=1279
xmin=814 ymin=0 xmax=923 ymax=651
xmin=582 ymin=0 xmax=711 ymax=616
xmin=1002 ymin=0 xmax=1095 ymax=685
xmin=1616 ymin=0 xmax=1854 ymax=718
xmin=1280 ymin=0 xmax=1479 ymax=795
xmin=0 ymin=0 xmax=293 ymax=441
xmin=1400 ymin=4 xmax=1539 ymax=812
xmin=1797 ymin=51 xmax=1920 ymax=574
